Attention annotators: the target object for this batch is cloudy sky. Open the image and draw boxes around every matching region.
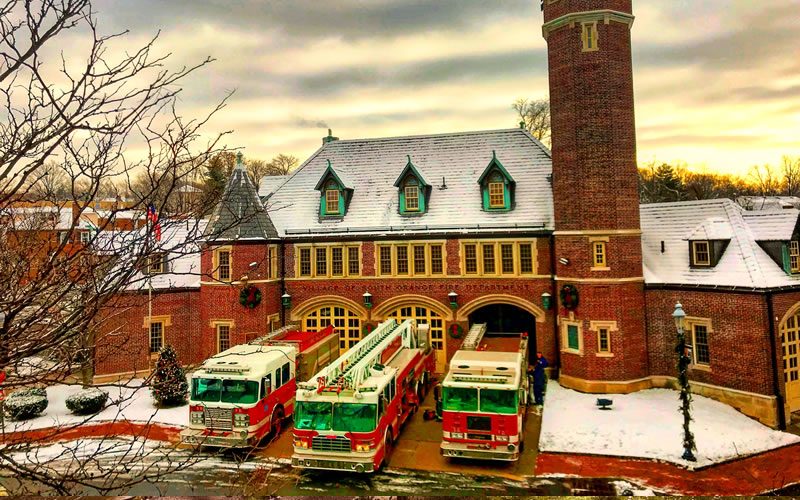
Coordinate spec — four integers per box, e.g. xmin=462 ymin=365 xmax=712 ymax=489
xmin=89 ymin=0 xmax=799 ymax=177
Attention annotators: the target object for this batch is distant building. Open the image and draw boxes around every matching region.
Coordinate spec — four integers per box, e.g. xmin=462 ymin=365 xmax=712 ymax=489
xmin=737 ymin=196 xmax=800 ymax=211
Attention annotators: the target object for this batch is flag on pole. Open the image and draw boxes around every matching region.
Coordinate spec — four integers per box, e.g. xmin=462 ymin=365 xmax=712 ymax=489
xmin=147 ymin=203 xmax=161 ymax=242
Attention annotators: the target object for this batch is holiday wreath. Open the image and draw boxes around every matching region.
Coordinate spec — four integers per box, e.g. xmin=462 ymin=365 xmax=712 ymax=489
xmin=559 ymin=284 xmax=579 ymax=310
xmin=239 ymin=285 xmax=262 ymax=309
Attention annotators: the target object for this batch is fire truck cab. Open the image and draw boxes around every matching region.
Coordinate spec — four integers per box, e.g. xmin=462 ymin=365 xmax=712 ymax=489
xmin=181 ymin=325 xmax=339 ymax=448
xmin=440 ymin=323 xmax=529 ymax=461
xmin=292 ymin=318 xmax=435 ymax=473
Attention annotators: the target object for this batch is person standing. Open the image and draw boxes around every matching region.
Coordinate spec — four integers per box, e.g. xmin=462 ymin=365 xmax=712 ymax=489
xmin=530 ymin=352 xmax=548 ymax=405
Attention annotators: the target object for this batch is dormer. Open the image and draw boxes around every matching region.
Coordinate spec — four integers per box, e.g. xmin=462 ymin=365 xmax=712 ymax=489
xmin=686 ymin=218 xmax=731 ymax=268
xmin=314 ymin=160 xmax=353 ymax=218
xmin=477 ymin=151 xmax=515 ymax=211
xmin=744 ymin=210 xmax=800 ymax=276
xmin=393 ymin=155 xmax=431 ymax=215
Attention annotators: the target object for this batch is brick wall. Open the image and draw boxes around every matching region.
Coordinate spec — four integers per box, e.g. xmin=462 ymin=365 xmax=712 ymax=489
xmin=544 ymin=0 xmax=632 ymax=23
xmin=95 ymin=289 xmax=202 ymax=376
xmin=645 ymin=289 xmax=774 ymax=396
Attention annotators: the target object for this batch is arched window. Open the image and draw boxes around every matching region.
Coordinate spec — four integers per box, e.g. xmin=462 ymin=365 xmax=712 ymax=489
xmin=782 ymin=313 xmax=800 ymax=412
xmin=387 ymin=306 xmax=444 ymax=352
xmin=303 ymin=305 xmax=361 ymax=352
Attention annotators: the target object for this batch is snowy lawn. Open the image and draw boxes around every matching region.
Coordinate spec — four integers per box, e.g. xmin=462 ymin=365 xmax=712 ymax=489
xmin=539 ymin=380 xmax=800 ymax=468
xmin=6 ymin=379 xmax=186 ymax=433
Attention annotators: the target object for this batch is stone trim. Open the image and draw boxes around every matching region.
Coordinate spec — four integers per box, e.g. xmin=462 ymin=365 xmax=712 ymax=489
xmin=371 ymin=293 xmax=454 ymax=322
xmin=290 ymin=294 xmax=369 ymax=322
xmin=555 ymin=276 xmax=644 ymax=283
xmin=554 ymin=229 xmax=642 ymax=236
xmin=456 ymin=293 xmax=546 ymax=323
xmin=558 ymin=374 xmax=780 ymax=428
xmin=542 ymin=10 xmax=635 ymax=39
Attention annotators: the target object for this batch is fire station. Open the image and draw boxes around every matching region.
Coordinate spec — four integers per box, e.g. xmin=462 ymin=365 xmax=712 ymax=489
xmin=94 ymin=0 xmax=800 ymax=431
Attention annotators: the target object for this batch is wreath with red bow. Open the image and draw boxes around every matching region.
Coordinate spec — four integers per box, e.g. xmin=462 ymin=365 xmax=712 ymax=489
xmin=239 ymin=285 xmax=262 ymax=309
xmin=559 ymin=284 xmax=579 ymax=310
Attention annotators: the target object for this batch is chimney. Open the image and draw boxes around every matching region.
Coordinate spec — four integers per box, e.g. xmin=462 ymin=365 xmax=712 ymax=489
xmin=322 ymin=128 xmax=339 ymax=145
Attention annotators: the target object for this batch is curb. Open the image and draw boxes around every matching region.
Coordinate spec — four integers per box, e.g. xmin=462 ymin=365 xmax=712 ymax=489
xmin=2 ymin=421 xmax=183 ymax=446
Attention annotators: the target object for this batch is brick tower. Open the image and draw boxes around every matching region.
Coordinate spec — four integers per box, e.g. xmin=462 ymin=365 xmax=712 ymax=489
xmin=543 ymin=0 xmax=648 ymax=389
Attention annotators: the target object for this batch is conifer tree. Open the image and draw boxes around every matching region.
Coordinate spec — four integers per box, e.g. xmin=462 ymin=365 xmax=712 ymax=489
xmin=150 ymin=346 xmax=189 ymax=407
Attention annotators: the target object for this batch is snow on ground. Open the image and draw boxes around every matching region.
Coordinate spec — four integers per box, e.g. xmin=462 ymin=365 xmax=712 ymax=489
xmin=7 ymin=379 xmax=186 ymax=433
xmin=539 ymin=380 xmax=800 ymax=468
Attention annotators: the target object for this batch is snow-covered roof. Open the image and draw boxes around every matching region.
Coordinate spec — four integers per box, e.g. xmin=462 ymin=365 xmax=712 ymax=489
xmin=2 ymin=206 xmax=94 ymax=231
xmin=737 ymin=196 xmax=800 ymax=211
xmin=257 ymin=175 xmax=290 ymax=199
xmin=98 ymin=219 xmax=208 ymax=290
xmin=641 ymin=199 xmax=800 ymax=289
xmin=686 ymin=217 xmax=733 ymax=241
xmin=743 ymin=210 xmax=799 ymax=241
xmin=266 ymin=128 xmax=553 ymax=238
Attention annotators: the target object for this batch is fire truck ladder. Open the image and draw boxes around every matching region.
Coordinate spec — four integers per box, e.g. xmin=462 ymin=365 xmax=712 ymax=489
xmin=461 ymin=323 xmax=487 ymax=351
xmin=248 ymin=324 xmax=298 ymax=345
xmin=301 ymin=318 xmax=416 ymax=393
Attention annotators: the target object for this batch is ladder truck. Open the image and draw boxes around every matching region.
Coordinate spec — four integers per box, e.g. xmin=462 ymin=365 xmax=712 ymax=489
xmin=292 ymin=318 xmax=435 ymax=473
xmin=181 ymin=324 xmax=339 ymax=448
xmin=439 ymin=323 xmax=529 ymax=461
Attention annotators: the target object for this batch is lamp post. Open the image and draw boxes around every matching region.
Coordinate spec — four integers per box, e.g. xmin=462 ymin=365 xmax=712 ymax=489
xmin=448 ymin=291 xmax=458 ymax=309
xmin=673 ymin=302 xmax=697 ymax=462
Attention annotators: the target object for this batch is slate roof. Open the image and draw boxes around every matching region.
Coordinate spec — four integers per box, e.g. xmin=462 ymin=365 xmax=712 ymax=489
xmin=743 ymin=210 xmax=799 ymax=241
xmin=264 ymin=128 xmax=553 ymax=238
xmin=206 ymin=158 xmax=278 ymax=241
xmin=641 ymin=199 xmax=800 ymax=289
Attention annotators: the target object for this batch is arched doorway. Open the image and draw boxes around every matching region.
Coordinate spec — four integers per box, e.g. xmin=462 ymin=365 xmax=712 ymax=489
xmin=468 ymin=303 xmax=537 ymax=359
xmin=781 ymin=313 xmax=800 ymax=412
xmin=387 ymin=306 xmax=446 ymax=373
xmin=303 ymin=305 xmax=361 ymax=353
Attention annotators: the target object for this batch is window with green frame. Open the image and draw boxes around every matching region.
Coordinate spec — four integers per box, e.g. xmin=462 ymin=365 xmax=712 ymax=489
xmin=567 ymin=324 xmax=579 ymax=351
xmin=321 ymin=180 xmax=343 ymax=216
xmin=399 ymin=175 xmax=426 ymax=214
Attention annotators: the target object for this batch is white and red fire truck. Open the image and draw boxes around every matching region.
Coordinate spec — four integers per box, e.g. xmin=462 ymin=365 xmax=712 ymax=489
xmin=180 ymin=324 xmax=339 ymax=448
xmin=291 ymin=318 xmax=435 ymax=473
xmin=439 ymin=323 xmax=529 ymax=461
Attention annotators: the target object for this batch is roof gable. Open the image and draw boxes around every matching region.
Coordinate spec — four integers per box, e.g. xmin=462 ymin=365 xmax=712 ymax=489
xmin=205 ymin=153 xmax=278 ymax=241
xmin=314 ymin=160 xmax=354 ymax=191
xmin=477 ymin=151 xmax=516 ymax=185
xmin=393 ymin=156 xmax=431 ymax=187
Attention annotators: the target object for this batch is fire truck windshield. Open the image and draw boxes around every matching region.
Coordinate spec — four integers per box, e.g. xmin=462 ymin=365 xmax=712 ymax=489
xmin=479 ymin=388 xmax=517 ymax=414
xmin=191 ymin=378 xmax=259 ymax=404
xmin=333 ymin=403 xmax=378 ymax=433
xmin=442 ymin=387 xmax=478 ymax=412
xmin=295 ymin=401 xmax=333 ymax=430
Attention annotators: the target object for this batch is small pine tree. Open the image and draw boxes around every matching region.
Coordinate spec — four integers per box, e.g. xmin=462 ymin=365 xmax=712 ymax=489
xmin=151 ymin=345 xmax=189 ymax=407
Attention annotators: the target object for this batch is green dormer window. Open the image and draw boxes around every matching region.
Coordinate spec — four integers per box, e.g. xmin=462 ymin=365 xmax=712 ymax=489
xmin=393 ymin=155 xmax=430 ymax=215
xmin=477 ymin=151 xmax=515 ymax=211
xmin=314 ymin=160 xmax=353 ymax=218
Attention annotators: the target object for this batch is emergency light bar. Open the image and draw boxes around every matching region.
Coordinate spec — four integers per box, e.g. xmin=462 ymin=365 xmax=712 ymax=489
xmin=452 ymin=374 xmax=509 ymax=384
xmin=206 ymin=366 xmax=251 ymax=374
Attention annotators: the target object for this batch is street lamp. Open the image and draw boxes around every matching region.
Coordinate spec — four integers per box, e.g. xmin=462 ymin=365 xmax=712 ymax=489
xmin=363 ymin=291 xmax=372 ymax=309
xmin=673 ymin=302 xmax=697 ymax=462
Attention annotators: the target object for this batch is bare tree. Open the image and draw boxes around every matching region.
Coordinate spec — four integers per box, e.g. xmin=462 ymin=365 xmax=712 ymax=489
xmin=781 ymin=155 xmax=800 ymax=197
xmin=748 ymin=164 xmax=781 ymax=197
xmin=0 ymin=0 xmax=246 ymax=494
xmin=513 ymin=97 xmax=551 ymax=147
xmin=246 ymin=158 xmax=271 ymax=185
xmin=266 ymin=153 xmax=299 ymax=176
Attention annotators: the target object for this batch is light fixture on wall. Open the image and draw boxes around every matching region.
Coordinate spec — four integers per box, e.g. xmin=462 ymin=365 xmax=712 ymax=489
xmin=363 ymin=291 xmax=373 ymax=309
xmin=281 ymin=292 xmax=291 ymax=309
xmin=558 ymin=257 xmax=569 ymax=265
xmin=448 ymin=291 xmax=458 ymax=309
xmin=541 ymin=292 xmax=552 ymax=310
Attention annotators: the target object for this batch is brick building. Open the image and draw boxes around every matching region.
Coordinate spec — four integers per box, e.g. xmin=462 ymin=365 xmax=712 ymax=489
xmin=93 ymin=0 xmax=800 ymax=429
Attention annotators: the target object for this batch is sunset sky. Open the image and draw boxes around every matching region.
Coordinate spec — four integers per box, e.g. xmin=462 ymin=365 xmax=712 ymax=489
xmin=89 ymin=0 xmax=800 ymax=178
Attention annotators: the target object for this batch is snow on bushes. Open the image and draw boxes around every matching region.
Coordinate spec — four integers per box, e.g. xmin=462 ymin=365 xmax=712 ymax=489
xmin=65 ymin=387 xmax=109 ymax=415
xmin=4 ymin=387 xmax=48 ymax=420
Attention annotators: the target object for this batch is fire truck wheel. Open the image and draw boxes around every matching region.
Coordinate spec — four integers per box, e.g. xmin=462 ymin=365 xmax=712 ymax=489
xmin=381 ymin=430 xmax=393 ymax=469
xmin=271 ymin=407 xmax=284 ymax=436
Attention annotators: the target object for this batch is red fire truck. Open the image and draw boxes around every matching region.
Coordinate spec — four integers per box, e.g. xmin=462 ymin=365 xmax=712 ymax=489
xmin=181 ymin=325 xmax=339 ymax=448
xmin=439 ymin=323 xmax=529 ymax=461
xmin=291 ymin=318 xmax=435 ymax=473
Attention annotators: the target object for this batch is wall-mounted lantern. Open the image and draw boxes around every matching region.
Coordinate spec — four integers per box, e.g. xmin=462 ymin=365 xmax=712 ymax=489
xmin=448 ymin=291 xmax=458 ymax=309
xmin=541 ymin=292 xmax=552 ymax=310
xmin=281 ymin=292 xmax=291 ymax=309
xmin=363 ymin=291 xmax=373 ymax=309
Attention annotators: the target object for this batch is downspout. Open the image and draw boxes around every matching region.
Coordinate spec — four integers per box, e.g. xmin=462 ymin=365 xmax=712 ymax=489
xmin=767 ymin=291 xmax=787 ymax=430
xmin=550 ymin=233 xmax=561 ymax=375
xmin=279 ymin=242 xmax=286 ymax=328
